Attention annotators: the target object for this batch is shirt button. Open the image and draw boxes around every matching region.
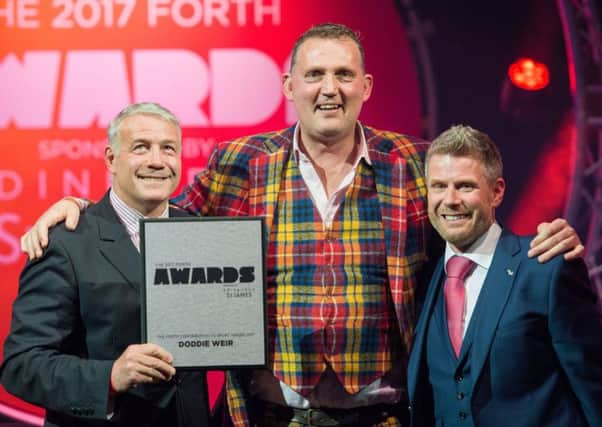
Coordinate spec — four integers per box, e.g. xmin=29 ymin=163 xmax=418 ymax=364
xmin=459 ymin=411 xmax=467 ymax=420
xmin=455 ymin=374 xmax=464 ymax=383
xmin=456 ymin=392 xmax=464 ymax=400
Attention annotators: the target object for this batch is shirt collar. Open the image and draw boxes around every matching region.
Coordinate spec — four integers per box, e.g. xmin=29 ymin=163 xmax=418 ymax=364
xmin=291 ymin=121 xmax=372 ymax=166
xmin=109 ymin=189 xmax=169 ymax=239
xmin=444 ymin=222 xmax=502 ymax=272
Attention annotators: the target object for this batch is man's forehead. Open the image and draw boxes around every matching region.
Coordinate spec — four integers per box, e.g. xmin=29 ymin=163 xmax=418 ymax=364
xmin=298 ymin=36 xmax=358 ymax=51
xmin=119 ymin=116 xmax=179 ymax=141
xmin=428 ymin=153 xmax=481 ymax=164
xmin=120 ymin=114 xmax=177 ymax=131
xmin=426 ymin=154 xmax=486 ymax=175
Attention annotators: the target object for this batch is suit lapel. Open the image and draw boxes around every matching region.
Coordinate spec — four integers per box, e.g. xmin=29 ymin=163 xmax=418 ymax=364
xmin=248 ymin=130 xmax=293 ymax=232
xmin=93 ymin=193 xmax=142 ymax=292
xmin=470 ymin=231 xmax=521 ymax=388
xmin=369 ymin=141 xmax=409 ymax=328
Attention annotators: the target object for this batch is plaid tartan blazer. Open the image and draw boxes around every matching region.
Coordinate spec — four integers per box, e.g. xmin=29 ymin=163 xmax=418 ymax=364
xmin=172 ymin=124 xmax=432 ymax=426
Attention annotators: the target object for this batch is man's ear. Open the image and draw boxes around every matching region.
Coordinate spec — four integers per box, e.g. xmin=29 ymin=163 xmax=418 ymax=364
xmin=282 ymin=72 xmax=293 ymax=101
xmin=492 ymin=177 xmax=506 ymax=208
xmin=104 ymin=145 xmax=116 ymax=174
xmin=362 ymin=73 xmax=374 ymax=102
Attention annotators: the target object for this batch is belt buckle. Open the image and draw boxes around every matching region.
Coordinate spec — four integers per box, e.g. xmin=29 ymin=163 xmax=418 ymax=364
xmin=307 ymin=408 xmax=316 ymax=426
xmin=307 ymin=408 xmax=338 ymax=427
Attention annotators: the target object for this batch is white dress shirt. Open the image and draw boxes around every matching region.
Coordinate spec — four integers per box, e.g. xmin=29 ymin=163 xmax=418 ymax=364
xmin=443 ymin=222 xmax=502 ymax=336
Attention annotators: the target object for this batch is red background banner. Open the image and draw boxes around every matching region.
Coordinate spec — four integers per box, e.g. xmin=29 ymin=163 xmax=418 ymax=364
xmin=0 ymin=0 xmax=422 ymax=422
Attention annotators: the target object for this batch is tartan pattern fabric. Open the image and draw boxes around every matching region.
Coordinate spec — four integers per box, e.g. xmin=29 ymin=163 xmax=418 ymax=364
xmin=268 ymin=155 xmax=397 ymax=395
xmin=172 ymin=126 xmax=431 ymax=426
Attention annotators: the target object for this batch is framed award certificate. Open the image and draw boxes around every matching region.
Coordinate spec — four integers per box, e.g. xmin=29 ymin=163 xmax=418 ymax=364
xmin=140 ymin=217 xmax=267 ymax=369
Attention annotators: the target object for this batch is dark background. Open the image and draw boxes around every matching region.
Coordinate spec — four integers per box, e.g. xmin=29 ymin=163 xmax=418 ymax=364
xmin=413 ymin=0 xmax=573 ymax=225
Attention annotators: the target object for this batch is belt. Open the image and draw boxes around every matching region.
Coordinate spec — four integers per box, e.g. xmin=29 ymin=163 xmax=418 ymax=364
xmin=251 ymin=400 xmax=406 ymax=427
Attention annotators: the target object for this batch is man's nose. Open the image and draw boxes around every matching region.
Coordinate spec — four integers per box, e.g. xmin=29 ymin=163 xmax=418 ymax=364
xmin=443 ymin=187 xmax=460 ymax=205
xmin=148 ymin=146 xmax=164 ymax=166
xmin=320 ymin=74 xmax=338 ymax=95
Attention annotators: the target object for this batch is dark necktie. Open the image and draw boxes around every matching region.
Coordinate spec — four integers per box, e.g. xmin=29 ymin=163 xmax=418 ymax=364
xmin=444 ymin=256 xmax=475 ymax=357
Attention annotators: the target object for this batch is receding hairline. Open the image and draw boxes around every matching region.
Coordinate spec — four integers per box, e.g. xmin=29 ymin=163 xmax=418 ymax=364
xmin=289 ymin=23 xmax=366 ymax=72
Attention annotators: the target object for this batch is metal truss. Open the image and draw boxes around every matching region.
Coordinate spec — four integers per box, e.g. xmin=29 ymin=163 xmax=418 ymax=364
xmin=394 ymin=0 xmax=438 ymax=139
xmin=558 ymin=0 xmax=602 ymax=289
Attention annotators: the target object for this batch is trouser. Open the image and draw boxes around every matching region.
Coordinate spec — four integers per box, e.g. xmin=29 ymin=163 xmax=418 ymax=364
xmin=248 ymin=400 xmax=409 ymax=427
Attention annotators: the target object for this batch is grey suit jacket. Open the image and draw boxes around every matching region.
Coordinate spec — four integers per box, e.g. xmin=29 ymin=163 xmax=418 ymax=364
xmin=1 ymin=192 xmax=211 ymax=427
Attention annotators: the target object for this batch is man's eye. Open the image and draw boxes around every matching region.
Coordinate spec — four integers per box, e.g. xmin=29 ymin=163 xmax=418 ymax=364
xmin=305 ymin=71 xmax=322 ymax=81
xmin=337 ymin=71 xmax=354 ymax=81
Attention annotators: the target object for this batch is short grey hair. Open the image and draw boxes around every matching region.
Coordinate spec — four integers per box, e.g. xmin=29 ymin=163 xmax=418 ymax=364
xmin=107 ymin=102 xmax=181 ymax=152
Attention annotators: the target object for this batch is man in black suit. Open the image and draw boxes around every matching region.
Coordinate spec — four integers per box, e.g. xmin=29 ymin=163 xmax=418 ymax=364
xmin=1 ymin=103 xmax=211 ymax=427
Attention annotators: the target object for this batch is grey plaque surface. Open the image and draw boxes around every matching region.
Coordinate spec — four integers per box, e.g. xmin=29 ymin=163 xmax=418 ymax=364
xmin=140 ymin=217 xmax=266 ymax=369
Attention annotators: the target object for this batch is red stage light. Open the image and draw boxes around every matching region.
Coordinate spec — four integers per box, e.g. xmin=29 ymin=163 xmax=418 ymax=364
xmin=508 ymin=58 xmax=550 ymax=91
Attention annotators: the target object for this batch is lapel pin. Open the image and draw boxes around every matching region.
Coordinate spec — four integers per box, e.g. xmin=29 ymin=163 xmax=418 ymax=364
xmin=506 ymin=268 xmax=514 ymax=276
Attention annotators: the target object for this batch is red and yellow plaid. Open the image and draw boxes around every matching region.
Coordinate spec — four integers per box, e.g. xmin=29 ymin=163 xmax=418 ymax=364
xmin=172 ymin=126 xmax=431 ymax=426
xmin=267 ymin=156 xmax=397 ymax=395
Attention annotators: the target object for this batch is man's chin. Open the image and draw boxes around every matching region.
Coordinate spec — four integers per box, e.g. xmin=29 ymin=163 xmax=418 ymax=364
xmin=137 ymin=198 xmax=170 ymax=216
xmin=439 ymin=230 xmax=472 ymax=250
xmin=315 ymin=125 xmax=351 ymax=142
xmin=137 ymin=189 xmax=173 ymax=204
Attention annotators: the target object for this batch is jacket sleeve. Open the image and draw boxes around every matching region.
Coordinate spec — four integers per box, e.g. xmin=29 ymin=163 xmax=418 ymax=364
xmin=550 ymin=258 xmax=602 ymax=425
xmin=171 ymin=139 xmax=253 ymax=217
xmin=0 ymin=232 xmax=114 ymax=420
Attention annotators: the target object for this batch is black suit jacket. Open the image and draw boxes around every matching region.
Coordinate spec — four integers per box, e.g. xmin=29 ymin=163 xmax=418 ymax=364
xmin=1 ymin=192 xmax=211 ymax=427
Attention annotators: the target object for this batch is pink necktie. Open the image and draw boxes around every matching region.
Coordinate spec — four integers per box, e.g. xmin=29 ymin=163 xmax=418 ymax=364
xmin=444 ymin=256 xmax=475 ymax=357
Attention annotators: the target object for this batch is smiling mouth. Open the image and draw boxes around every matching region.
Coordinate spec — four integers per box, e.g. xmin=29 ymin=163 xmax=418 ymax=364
xmin=137 ymin=175 xmax=171 ymax=181
xmin=316 ymin=104 xmax=343 ymax=112
xmin=441 ymin=213 xmax=470 ymax=221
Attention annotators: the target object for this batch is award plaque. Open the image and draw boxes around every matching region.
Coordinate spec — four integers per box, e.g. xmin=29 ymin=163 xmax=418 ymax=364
xmin=140 ymin=217 xmax=267 ymax=369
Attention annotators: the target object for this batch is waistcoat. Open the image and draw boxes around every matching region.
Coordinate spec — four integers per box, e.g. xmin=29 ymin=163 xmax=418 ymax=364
xmin=268 ymin=155 xmax=400 ymax=396
xmin=426 ymin=279 xmax=484 ymax=427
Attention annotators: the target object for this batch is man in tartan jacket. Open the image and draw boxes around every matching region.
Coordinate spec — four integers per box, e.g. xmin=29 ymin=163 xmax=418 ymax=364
xmin=21 ymin=23 xmax=583 ymax=427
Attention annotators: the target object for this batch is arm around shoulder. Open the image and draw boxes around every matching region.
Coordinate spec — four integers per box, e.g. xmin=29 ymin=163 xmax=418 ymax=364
xmin=20 ymin=196 xmax=86 ymax=260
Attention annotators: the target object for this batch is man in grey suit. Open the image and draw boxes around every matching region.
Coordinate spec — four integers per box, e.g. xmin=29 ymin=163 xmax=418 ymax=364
xmin=407 ymin=125 xmax=602 ymax=426
xmin=1 ymin=103 xmax=211 ymax=427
